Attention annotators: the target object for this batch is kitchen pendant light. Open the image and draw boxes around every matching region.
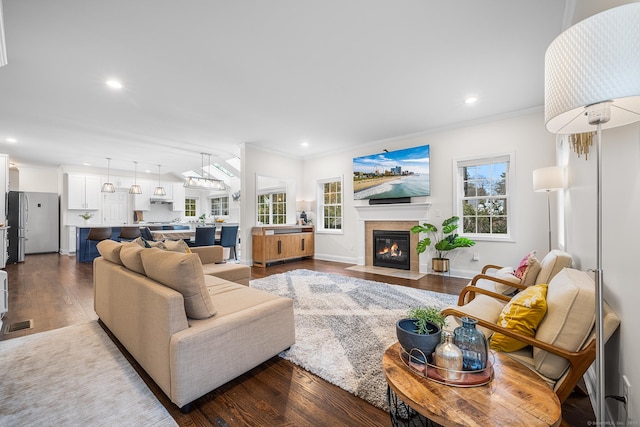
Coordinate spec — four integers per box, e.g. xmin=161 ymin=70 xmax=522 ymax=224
xmin=129 ymin=161 xmax=142 ymax=194
xmin=153 ymin=164 xmax=166 ymax=196
xmin=183 ymin=152 xmax=226 ymax=190
xmin=101 ymin=157 xmax=115 ymax=193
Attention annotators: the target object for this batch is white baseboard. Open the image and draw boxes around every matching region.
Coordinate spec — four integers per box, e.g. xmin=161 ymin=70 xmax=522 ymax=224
xmin=584 ymin=365 xmax=616 ymax=424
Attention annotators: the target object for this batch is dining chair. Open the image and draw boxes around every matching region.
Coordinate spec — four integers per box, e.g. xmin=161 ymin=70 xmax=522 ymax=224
xmin=215 ymin=225 xmax=239 ymax=260
xmin=191 ymin=226 xmax=216 ymax=247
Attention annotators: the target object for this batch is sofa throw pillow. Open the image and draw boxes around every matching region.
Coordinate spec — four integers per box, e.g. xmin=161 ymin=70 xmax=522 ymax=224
xmin=162 ymin=239 xmax=192 ymax=253
xmin=490 ymin=283 xmax=548 ymax=352
xmin=119 ymin=243 xmax=147 ymax=275
xmin=96 ymin=239 xmax=124 ymax=265
xmin=140 ymin=248 xmax=216 ymax=319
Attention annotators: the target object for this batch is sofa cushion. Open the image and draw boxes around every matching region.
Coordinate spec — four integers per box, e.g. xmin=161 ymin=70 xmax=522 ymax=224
xmin=533 ymin=268 xmax=595 ymax=380
xmin=96 ymin=239 xmax=124 ymax=265
xmin=120 ymin=243 xmax=147 ymax=275
xmin=490 ymin=283 xmax=548 ymax=352
xmin=201 ymin=262 xmax=251 ymax=286
xmin=140 ymin=248 xmax=217 ymax=319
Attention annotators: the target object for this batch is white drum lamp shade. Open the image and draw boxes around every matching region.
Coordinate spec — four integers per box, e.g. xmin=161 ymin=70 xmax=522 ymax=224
xmin=544 ymin=3 xmax=640 ymax=422
xmin=545 ymin=4 xmax=640 ymax=134
xmin=533 ymin=166 xmax=565 ymax=192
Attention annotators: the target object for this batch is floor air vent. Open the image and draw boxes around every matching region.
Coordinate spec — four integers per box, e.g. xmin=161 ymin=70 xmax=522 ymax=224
xmin=5 ymin=319 xmax=33 ymax=333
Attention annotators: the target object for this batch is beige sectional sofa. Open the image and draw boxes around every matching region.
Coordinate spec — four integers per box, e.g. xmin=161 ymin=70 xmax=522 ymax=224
xmin=93 ymin=239 xmax=295 ymax=412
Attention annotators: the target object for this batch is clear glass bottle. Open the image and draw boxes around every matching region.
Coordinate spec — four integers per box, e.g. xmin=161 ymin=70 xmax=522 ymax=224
xmin=434 ymin=331 xmax=463 ymax=380
xmin=453 ymin=316 xmax=488 ymax=371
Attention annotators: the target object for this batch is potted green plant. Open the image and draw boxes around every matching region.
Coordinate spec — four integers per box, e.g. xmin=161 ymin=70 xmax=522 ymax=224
xmin=410 ymin=216 xmax=476 ymax=273
xmin=79 ymin=212 xmax=93 ymax=224
xmin=396 ymin=306 xmax=448 ymax=363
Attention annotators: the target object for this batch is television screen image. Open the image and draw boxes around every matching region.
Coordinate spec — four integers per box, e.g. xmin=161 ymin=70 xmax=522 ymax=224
xmin=353 ymin=144 xmax=430 ymax=200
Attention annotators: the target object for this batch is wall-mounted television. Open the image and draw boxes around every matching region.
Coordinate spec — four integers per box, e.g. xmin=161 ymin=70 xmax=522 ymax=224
xmin=353 ymin=144 xmax=430 ymax=200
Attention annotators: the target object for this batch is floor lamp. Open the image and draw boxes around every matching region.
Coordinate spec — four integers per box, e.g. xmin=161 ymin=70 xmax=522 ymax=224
xmin=533 ymin=166 xmax=565 ymax=252
xmin=544 ymin=3 xmax=640 ymax=422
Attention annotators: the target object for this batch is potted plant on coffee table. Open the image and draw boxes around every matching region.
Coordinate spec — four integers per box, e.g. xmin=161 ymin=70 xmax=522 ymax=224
xmin=410 ymin=216 xmax=476 ymax=273
xmin=396 ymin=306 xmax=447 ymax=363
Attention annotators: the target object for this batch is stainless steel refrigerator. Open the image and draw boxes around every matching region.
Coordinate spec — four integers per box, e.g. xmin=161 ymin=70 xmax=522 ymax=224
xmin=7 ymin=191 xmax=59 ymax=263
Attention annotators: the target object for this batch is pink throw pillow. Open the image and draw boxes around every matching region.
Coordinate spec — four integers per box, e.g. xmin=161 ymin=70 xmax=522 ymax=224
xmin=515 ymin=251 xmax=537 ymax=279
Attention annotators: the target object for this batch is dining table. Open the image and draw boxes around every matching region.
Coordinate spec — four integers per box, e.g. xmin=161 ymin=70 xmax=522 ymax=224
xmin=151 ymin=229 xmax=196 ymax=241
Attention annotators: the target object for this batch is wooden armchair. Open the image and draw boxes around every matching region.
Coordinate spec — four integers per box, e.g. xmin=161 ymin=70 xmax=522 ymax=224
xmin=466 ymin=249 xmax=572 ymax=302
xmin=443 ymin=267 xmax=620 ymax=403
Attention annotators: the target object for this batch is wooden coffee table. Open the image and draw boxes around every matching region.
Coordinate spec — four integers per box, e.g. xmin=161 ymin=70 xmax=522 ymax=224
xmin=383 ymin=342 xmax=562 ymax=426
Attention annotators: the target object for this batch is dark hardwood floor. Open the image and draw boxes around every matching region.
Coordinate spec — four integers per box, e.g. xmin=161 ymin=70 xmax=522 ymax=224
xmin=1 ymin=254 xmax=594 ymax=426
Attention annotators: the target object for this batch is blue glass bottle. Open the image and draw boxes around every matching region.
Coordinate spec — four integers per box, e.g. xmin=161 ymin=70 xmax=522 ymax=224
xmin=453 ymin=316 xmax=488 ymax=371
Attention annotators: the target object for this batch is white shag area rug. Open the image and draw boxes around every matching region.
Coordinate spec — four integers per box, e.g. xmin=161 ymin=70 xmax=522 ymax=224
xmin=0 ymin=321 xmax=177 ymax=427
xmin=250 ymin=269 xmax=458 ymax=410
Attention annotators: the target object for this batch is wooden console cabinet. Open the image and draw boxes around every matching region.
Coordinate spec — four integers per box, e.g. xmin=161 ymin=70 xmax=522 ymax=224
xmin=252 ymin=225 xmax=314 ymax=267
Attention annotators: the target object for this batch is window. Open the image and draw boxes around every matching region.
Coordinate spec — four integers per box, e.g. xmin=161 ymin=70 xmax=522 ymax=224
xmin=455 ymin=154 xmax=513 ymax=240
xmin=210 ymin=196 xmax=229 ymax=217
xmin=185 ymin=198 xmax=197 ymax=217
xmin=317 ymin=177 xmax=343 ymax=233
xmin=257 ymin=192 xmax=287 ymax=225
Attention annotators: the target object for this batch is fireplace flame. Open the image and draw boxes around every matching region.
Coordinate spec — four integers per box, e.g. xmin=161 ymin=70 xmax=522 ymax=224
xmin=378 ymin=242 xmax=402 ymax=257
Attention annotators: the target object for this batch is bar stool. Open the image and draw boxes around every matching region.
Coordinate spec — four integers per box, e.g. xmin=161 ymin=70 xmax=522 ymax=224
xmin=118 ymin=227 xmax=141 ymax=242
xmin=85 ymin=227 xmax=112 ymax=259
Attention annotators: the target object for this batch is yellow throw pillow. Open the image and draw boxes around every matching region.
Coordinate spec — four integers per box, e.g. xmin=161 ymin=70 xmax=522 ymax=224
xmin=490 ymin=283 xmax=548 ymax=352
xmin=162 ymin=239 xmax=192 ymax=253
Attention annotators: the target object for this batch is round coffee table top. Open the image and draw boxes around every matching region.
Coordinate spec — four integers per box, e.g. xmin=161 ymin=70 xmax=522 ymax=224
xmin=383 ymin=342 xmax=562 ymax=427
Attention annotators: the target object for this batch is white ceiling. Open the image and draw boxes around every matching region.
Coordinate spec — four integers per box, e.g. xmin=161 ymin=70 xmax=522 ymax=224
xmin=0 ymin=0 xmax=633 ymax=178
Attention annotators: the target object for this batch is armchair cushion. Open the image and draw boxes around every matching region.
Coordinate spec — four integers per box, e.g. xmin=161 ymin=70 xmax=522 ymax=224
xmin=490 ymin=266 xmax=522 ymax=295
xmin=515 ymin=251 xmax=542 ymax=286
xmin=533 ymin=268 xmax=595 ymax=379
xmin=535 ymin=249 xmax=573 ymax=285
xmin=490 ymin=283 xmax=548 ymax=352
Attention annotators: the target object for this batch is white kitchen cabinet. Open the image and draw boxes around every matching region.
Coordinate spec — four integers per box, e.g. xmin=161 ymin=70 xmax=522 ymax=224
xmin=132 ymin=181 xmax=152 ymax=210
xmin=67 ymin=174 xmax=100 ymax=210
xmin=171 ymin=183 xmax=185 ymax=211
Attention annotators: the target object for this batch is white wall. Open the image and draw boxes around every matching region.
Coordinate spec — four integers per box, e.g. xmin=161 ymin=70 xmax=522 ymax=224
xmin=12 ymin=164 xmax=61 ymax=193
xmin=301 ymin=110 xmax=557 ymax=276
xmin=562 ymin=123 xmax=639 ymax=421
xmin=240 ymin=144 xmax=304 ymax=265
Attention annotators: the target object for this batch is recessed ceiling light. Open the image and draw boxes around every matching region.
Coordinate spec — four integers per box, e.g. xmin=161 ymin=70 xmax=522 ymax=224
xmin=465 ymin=97 xmax=478 ymax=104
xmin=301 ymin=141 xmax=309 ymax=147
xmin=106 ymin=79 xmax=123 ymax=90
xmin=83 ymin=162 xmax=91 ymax=166
xmin=5 ymin=137 xmax=17 ymax=143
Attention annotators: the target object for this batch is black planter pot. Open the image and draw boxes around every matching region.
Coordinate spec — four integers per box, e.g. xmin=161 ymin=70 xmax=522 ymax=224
xmin=396 ymin=318 xmax=442 ymax=363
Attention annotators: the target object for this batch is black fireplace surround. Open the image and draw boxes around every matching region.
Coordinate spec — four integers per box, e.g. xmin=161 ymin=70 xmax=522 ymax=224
xmin=372 ymin=230 xmax=410 ymax=270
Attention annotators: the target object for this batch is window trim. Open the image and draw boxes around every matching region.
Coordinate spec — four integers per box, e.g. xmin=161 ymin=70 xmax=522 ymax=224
xmin=256 ymin=189 xmax=288 ymax=225
xmin=184 ymin=197 xmax=197 ymax=218
xmin=316 ymin=176 xmax=344 ymax=235
xmin=209 ymin=195 xmax=230 ymax=217
xmin=452 ymin=151 xmax=516 ymax=242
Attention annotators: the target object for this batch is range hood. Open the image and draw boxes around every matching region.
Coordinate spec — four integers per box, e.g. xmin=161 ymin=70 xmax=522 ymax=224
xmin=150 ymin=199 xmax=173 ymax=204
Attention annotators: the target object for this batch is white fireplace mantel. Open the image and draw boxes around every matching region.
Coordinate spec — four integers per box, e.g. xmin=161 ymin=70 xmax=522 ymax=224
xmin=354 ymin=203 xmax=431 ymax=268
xmin=353 ymin=202 xmax=431 ymax=221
